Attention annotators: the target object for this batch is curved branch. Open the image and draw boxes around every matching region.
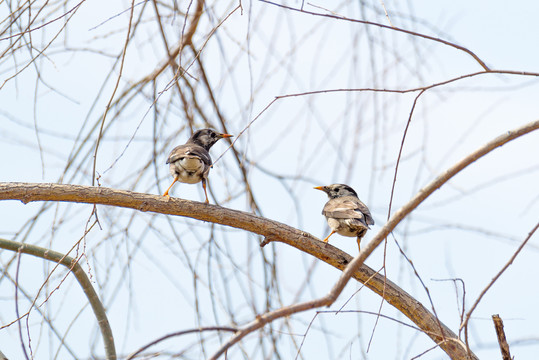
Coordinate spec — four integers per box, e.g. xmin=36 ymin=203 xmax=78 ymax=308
xmin=123 ymin=0 xmax=204 ymax=88
xmin=0 ymin=182 xmax=470 ymax=359
xmin=0 ymin=238 xmax=116 ymax=360
xmin=260 ymin=0 xmax=490 ymax=71
xmin=2 ymin=119 xmax=538 ymax=359
xmin=460 ymin=221 xmax=539 ymax=349
xmin=335 ymin=118 xmax=539 ymax=293
xmin=272 ymin=70 xmax=539 ymax=100
xmin=211 ymin=119 xmax=539 ymax=359
xmin=126 ymin=326 xmax=237 ymax=360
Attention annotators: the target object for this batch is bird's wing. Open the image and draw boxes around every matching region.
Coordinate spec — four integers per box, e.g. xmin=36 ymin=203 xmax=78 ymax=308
xmin=166 ymin=144 xmax=212 ymax=165
xmin=323 ymin=198 xmax=374 ymax=227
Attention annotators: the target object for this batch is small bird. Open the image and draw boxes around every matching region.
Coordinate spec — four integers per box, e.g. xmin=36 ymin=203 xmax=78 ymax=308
xmin=314 ymin=184 xmax=374 ymax=251
xmin=163 ymin=129 xmax=233 ymax=203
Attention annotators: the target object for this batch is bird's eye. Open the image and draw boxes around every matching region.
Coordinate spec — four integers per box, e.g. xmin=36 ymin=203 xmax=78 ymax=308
xmin=211 ymin=132 xmax=216 ymax=138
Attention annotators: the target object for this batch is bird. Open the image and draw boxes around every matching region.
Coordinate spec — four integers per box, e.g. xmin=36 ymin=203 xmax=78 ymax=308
xmin=163 ymin=128 xmax=233 ymax=203
xmin=314 ymin=184 xmax=374 ymax=251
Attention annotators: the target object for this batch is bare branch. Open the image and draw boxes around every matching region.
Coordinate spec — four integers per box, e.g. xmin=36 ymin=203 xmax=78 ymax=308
xmin=1 ymin=119 xmax=538 ymax=360
xmin=492 ymin=315 xmax=512 ymax=360
xmin=331 ymin=119 xmax=539 ymax=301
xmin=461 ymin=220 xmax=539 ymax=348
xmin=126 ymin=327 xmax=237 ymax=360
xmin=0 ymin=181 xmax=469 ymax=359
xmin=260 ymin=0 xmax=490 ymax=70
xmin=0 ymin=238 xmax=116 ymax=360
xmin=272 ymin=70 xmax=539 ymax=101
xmin=92 ymin=0 xmax=136 ymax=187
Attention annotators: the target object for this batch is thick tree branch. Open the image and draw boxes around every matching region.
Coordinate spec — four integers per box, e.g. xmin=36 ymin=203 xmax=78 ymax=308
xmin=2 ymin=119 xmax=538 ymax=359
xmin=212 ymin=123 xmax=539 ymax=358
xmin=0 ymin=182 xmax=471 ymax=359
xmin=0 ymin=238 xmax=116 ymax=360
xmin=210 ymin=119 xmax=538 ymax=359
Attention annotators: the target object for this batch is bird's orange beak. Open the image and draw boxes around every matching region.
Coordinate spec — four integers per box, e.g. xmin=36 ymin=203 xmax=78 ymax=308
xmin=313 ymin=186 xmax=325 ymax=191
xmin=220 ymin=133 xmax=233 ymax=139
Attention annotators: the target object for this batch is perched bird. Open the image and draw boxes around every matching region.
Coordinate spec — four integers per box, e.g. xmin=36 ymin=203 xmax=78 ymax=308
xmin=314 ymin=184 xmax=374 ymax=251
xmin=163 ymin=129 xmax=233 ymax=203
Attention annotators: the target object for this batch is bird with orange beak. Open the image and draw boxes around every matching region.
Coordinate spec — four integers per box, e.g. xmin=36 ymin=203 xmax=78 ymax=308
xmin=314 ymin=184 xmax=374 ymax=251
xmin=163 ymin=129 xmax=233 ymax=203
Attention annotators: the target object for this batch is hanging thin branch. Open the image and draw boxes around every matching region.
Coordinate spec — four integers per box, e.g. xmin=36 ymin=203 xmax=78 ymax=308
xmin=0 ymin=238 xmax=116 ymax=360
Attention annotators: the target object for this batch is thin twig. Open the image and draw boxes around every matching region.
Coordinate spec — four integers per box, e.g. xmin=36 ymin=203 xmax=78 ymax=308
xmin=461 ymin=221 xmax=539 ymax=351
xmin=92 ymin=0 xmax=136 ymax=186
xmin=272 ymin=70 xmax=539 ymax=101
xmin=377 ymin=0 xmax=394 ymax=27
xmin=15 ymin=250 xmax=30 ymax=360
xmin=260 ymin=0 xmax=490 ymax=70
xmin=126 ymin=327 xmax=237 ymax=359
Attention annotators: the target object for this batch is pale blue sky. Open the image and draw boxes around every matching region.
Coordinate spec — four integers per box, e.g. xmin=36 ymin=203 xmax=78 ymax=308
xmin=1 ymin=0 xmax=539 ymax=359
